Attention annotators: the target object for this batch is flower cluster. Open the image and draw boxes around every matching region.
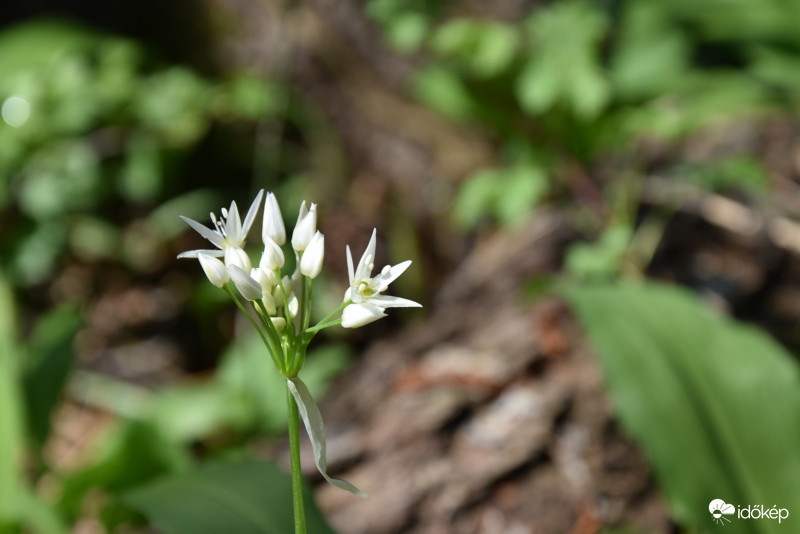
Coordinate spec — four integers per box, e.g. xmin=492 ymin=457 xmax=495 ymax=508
xmin=178 ymin=189 xmax=420 ymax=497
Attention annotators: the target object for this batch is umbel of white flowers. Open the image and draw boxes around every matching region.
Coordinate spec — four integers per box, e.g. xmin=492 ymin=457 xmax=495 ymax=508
xmin=178 ymin=189 xmax=421 ymax=498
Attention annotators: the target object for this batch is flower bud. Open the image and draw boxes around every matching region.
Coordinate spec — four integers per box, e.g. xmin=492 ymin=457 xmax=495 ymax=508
xmin=271 ymin=317 xmax=286 ymax=332
xmin=300 ymin=231 xmax=325 ymax=278
xmin=259 ymin=236 xmax=285 ymax=271
xmin=251 ymin=268 xmax=278 ymax=314
xmin=198 ymin=254 xmax=229 ymax=288
xmin=291 ymin=201 xmax=317 ymax=252
xmin=341 ymin=302 xmax=386 ymax=328
xmin=224 ymin=246 xmax=252 ymax=273
xmin=229 ymin=264 xmax=263 ymax=301
xmin=262 ymin=192 xmax=286 ymax=246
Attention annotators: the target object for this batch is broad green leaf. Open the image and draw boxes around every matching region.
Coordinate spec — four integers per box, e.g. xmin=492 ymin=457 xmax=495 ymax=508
xmin=22 ymin=304 xmax=82 ymax=446
xmin=565 ymin=281 xmax=800 ymax=533
xmin=123 ymin=458 xmax=337 ymax=534
xmin=59 ymin=420 xmax=189 ymax=521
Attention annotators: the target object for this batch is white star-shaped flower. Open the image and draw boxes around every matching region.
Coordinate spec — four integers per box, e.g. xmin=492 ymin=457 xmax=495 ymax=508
xmin=177 ymin=190 xmax=264 ymax=268
xmin=342 ymin=229 xmax=421 ymax=328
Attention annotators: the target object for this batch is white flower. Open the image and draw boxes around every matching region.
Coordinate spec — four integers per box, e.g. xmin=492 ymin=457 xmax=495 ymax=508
xmin=341 ymin=229 xmax=420 ymax=328
xmin=260 ymin=237 xmax=285 ymax=271
xmin=262 ymin=192 xmax=286 ymax=246
xmin=228 ymin=265 xmax=263 ymax=301
xmin=291 ymin=201 xmax=317 ymax=252
xmin=300 ymin=231 xmax=325 ymax=279
xmin=197 ymin=253 xmax=229 ymax=288
xmin=341 ymin=302 xmax=386 ymax=328
xmin=177 ymin=190 xmax=263 ymax=261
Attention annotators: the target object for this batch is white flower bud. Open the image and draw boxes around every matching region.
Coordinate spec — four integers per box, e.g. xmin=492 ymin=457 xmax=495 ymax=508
xmin=271 ymin=317 xmax=286 ymax=332
xmin=262 ymin=192 xmax=286 ymax=246
xmin=198 ymin=254 xmax=229 ymax=288
xmin=341 ymin=302 xmax=386 ymax=328
xmin=224 ymin=246 xmax=252 ymax=273
xmin=288 ymin=293 xmax=299 ymax=318
xmin=228 ymin=265 xmax=263 ymax=301
xmin=273 ymin=275 xmax=295 ymax=307
xmin=251 ymin=268 xmax=278 ymax=314
xmin=291 ymin=201 xmax=317 ymax=252
xmin=260 ymin=236 xmax=285 ymax=271
xmin=300 ymin=231 xmax=325 ymax=279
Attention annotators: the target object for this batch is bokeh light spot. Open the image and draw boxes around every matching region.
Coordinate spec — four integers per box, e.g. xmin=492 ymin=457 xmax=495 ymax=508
xmin=2 ymin=96 xmax=31 ymax=127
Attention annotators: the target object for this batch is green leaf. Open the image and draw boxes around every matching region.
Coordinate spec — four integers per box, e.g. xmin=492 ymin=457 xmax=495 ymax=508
xmin=123 ymin=458 xmax=337 ymax=534
xmin=59 ymin=420 xmax=189 ymax=521
xmin=413 ymin=66 xmax=477 ymax=119
xmin=564 ymin=281 xmax=800 ymax=533
xmin=453 ymin=169 xmax=502 ymax=228
xmin=494 ymin=163 xmax=547 ymax=225
xmin=0 ymin=275 xmax=23 ymax=523
xmin=517 ymin=1 xmax=608 ymax=118
xmin=22 ymin=304 xmax=82 ymax=447
xmin=385 ymin=12 xmax=429 ymax=53
xmin=431 ymin=20 xmax=519 ymax=77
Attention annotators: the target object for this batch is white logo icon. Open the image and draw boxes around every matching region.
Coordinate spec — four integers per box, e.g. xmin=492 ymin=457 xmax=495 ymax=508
xmin=709 ymin=499 xmax=736 ymax=525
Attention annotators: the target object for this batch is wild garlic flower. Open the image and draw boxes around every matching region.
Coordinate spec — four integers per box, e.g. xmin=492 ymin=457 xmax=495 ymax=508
xmin=342 ymin=229 xmax=421 ymax=328
xmin=178 ymin=190 xmax=264 ymax=266
xmin=178 ymin=191 xmax=421 ymax=501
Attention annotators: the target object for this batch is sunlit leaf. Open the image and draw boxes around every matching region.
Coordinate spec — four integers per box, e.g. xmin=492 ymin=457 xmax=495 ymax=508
xmin=565 ymin=281 xmax=800 ymax=533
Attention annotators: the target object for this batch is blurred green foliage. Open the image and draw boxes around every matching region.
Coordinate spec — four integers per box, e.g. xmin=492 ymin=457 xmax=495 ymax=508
xmin=0 ymin=18 xmax=279 ymax=286
xmin=368 ymin=0 xmax=799 ymax=233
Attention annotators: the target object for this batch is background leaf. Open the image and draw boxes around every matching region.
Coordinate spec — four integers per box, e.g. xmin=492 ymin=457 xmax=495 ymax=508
xmin=564 ymin=281 xmax=800 ymax=533
xmin=123 ymin=458 xmax=336 ymax=534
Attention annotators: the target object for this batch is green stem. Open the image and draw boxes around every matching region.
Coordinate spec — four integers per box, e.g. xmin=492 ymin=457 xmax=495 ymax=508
xmin=286 ymin=385 xmax=307 ymax=534
xmin=305 ymin=300 xmax=349 ymax=338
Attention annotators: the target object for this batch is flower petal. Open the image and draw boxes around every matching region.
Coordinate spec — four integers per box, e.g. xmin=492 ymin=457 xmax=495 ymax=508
xmin=242 ymin=189 xmax=264 ymax=237
xmin=179 ymin=216 xmax=225 ymax=249
xmin=355 ymin=229 xmax=377 ymax=283
xmin=225 ymin=201 xmax=244 ymax=245
xmin=374 ymin=260 xmax=412 ymax=292
xmin=346 ymin=245 xmax=355 ymax=286
xmin=368 ymin=295 xmax=422 ymax=308
xmin=341 ymin=302 xmax=386 ymax=328
xmin=177 ymin=249 xmax=224 ymax=259
xmin=228 ymin=264 xmax=263 ymax=301
xmin=286 ymin=377 xmax=368 ymax=498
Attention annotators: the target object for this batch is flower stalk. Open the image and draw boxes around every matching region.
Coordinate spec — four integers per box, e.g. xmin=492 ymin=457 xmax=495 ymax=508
xmin=178 ymin=190 xmax=420 ymax=530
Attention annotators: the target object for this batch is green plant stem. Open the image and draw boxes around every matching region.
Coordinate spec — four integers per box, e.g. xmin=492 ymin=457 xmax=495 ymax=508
xmin=286 ymin=385 xmax=307 ymax=534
